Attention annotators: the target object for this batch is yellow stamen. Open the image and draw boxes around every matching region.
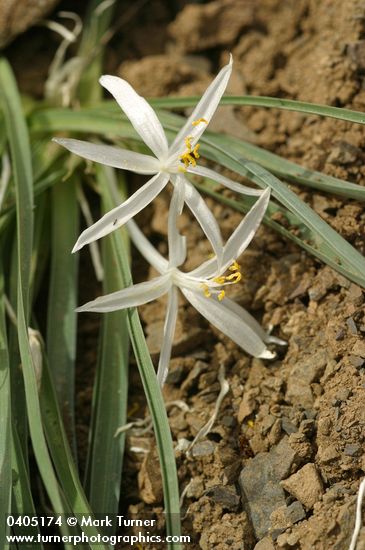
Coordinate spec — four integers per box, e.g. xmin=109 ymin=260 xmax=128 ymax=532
xmin=184 ymin=136 xmax=193 ymax=149
xmin=202 ymin=284 xmax=211 ymax=298
xmin=192 ymin=118 xmax=208 ymax=126
xmin=218 ymin=290 xmax=225 ymax=301
xmin=226 ymin=271 xmax=242 ymax=283
xmin=229 ymin=260 xmax=240 ymax=272
xmin=247 ymin=419 xmax=254 ymax=428
xmin=179 ymin=134 xmax=202 ymax=169
xmin=178 ymin=166 xmax=187 ymax=173
xmin=193 ymin=144 xmax=200 ymax=159
xmin=202 ymin=260 xmax=243 ymax=301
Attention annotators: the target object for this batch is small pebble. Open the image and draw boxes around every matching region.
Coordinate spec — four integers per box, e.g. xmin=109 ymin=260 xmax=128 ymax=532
xmin=343 ymin=444 xmax=360 ymax=457
xmin=335 ymin=328 xmax=345 ymax=341
xmin=346 ymin=317 xmax=358 ymax=335
xmin=349 ymin=355 xmax=365 ymax=368
xmin=191 ymin=440 xmax=216 ymax=457
xmin=335 ymin=388 xmax=351 ymax=401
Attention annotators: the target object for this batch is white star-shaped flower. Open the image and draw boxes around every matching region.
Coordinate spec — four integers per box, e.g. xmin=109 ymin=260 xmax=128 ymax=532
xmin=76 ymin=185 xmax=285 ymax=386
xmin=53 ymin=56 xmax=263 ymax=262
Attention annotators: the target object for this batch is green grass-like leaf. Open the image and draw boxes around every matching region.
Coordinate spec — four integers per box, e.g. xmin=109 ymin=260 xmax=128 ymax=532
xmin=100 ymin=165 xmax=182 ymax=548
xmin=11 ymin=426 xmax=43 ymax=548
xmin=47 ymin=177 xmax=79 ymax=453
xmin=150 ymin=94 xmax=365 ymax=125
xmin=0 ymin=272 xmax=11 ymax=548
xmin=40 ymin=350 xmax=109 ymax=549
xmin=0 ymin=56 xmax=65 ymax=514
xmin=84 ymin=166 xmax=129 ymax=521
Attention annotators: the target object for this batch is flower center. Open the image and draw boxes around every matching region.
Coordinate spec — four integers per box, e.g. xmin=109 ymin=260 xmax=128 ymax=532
xmin=178 ymin=118 xmax=208 ymax=172
xmin=201 ymin=260 xmax=242 ymax=301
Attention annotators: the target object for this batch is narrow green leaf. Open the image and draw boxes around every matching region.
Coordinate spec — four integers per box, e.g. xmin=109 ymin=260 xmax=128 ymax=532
xmin=0 ymin=56 xmax=64 ymax=513
xmin=84 ymin=166 xmax=129 ymax=520
xmin=47 ymin=178 xmax=79 ymax=452
xmin=100 ymin=166 xmax=181 ymax=548
xmin=11 ymin=425 xmax=43 ymax=549
xmin=40 ymin=352 xmax=110 ymax=549
xmin=0 ymin=273 xmax=12 ymax=549
xmin=149 ymin=94 xmax=365 ymax=125
xmin=77 ymin=0 xmax=116 ymax=104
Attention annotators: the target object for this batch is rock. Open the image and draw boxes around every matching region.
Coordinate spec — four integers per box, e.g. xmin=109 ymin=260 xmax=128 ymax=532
xmin=281 ymin=417 xmax=297 ymax=435
xmin=169 ymin=0 xmax=254 ymax=53
xmin=343 ymin=444 xmax=361 ymax=457
xmin=238 ymin=389 xmax=258 ymax=422
xmin=0 ymin=0 xmax=61 ymax=48
xmin=327 ymin=141 xmax=362 ymax=165
xmin=352 ymin=340 xmax=365 ymax=358
xmin=317 ymin=444 xmax=340 ymax=464
xmin=335 ymin=388 xmax=352 ymax=401
xmin=146 ymin=318 xmax=205 ymax=357
xmin=184 ymin=478 xmax=204 ymax=500
xmin=270 ymin=501 xmax=306 ymax=530
xmin=254 ymin=537 xmax=276 ymax=550
xmin=191 ymin=440 xmax=216 ymax=457
xmin=346 ymin=40 xmax=365 ymax=70
xmin=281 ymin=463 xmax=324 ymax=510
xmin=118 ymin=54 xmax=212 ymax=97
xmin=349 ymin=355 xmax=365 ymax=368
xmin=239 ymin=437 xmax=297 ymax=539
xmin=346 ymin=317 xmax=358 ymax=335
xmin=221 ymin=415 xmax=236 ymax=428
xmin=286 ymin=350 xmax=328 ymax=408
xmin=138 ymin=448 xmax=163 ymax=504
xmin=205 ymin=485 xmax=241 ymax=512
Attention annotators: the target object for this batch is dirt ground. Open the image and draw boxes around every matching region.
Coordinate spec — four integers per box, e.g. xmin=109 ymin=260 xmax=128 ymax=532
xmin=110 ymin=1 xmax=365 ymax=548
xmin=6 ymin=0 xmax=365 ymax=548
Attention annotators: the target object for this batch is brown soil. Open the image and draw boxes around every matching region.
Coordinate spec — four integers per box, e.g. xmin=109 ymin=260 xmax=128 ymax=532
xmin=114 ymin=1 xmax=365 ymax=548
xmin=6 ymin=0 xmax=365 ymax=548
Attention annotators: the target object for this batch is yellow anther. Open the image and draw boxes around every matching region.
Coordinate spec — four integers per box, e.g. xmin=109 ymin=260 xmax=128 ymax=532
xmin=201 ymin=259 xmax=242 ymax=301
xmin=229 ymin=260 xmax=240 ymax=272
xmin=202 ymin=284 xmax=211 ymax=298
xmin=247 ymin=419 xmax=254 ymax=428
xmin=180 ymin=134 xmax=202 ymax=169
xmin=178 ymin=166 xmax=187 ymax=173
xmin=226 ymin=271 xmax=242 ymax=283
xmin=184 ymin=136 xmax=193 ymax=150
xmin=187 ymin=153 xmax=197 ymax=166
xmin=192 ymin=118 xmax=208 ymax=126
xmin=193 ymin=144 xmax=200 ymax=159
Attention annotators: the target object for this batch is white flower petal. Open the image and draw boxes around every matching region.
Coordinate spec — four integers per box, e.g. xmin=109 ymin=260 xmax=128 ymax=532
xmin=127 ymin=220 xmax=168 ymax=274
xmin=168 ymin=177 xmax=186 ymax=268
xmin=52 ymin=138 xmax=159 ymax=174
xmin=157 ymin=286 xmax=178 ymax=386
xmin=190 ymin=187 xmax=270 ymax=279
xmin=168 ymin=55 xmax=233 ymax=157
xmin=100 ymin=75 xmax=169 ymax=160
xmin=222 ymin=187 xmax=270 ymax=267
xmin=187 ymin=165 xmax=263 ymax=196
xmin=181 ymin=288 xmax=274 ymax=358
xmin=181 ymin=175 xmax=223 ymax=266
xmin=219 ymin=296 xmax=280 ymax=350
xmin=73 ymin=172 xmax=169 ymax=252
xmin=76 ymin=274 xmax=171 ymax=313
